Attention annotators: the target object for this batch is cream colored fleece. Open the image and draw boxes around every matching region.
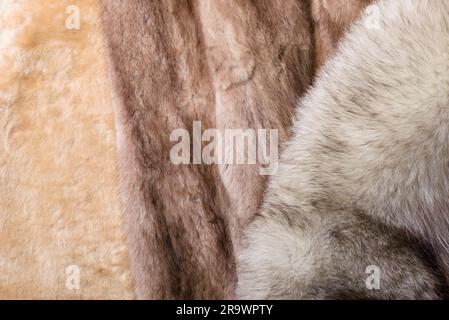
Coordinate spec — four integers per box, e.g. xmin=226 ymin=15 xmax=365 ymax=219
xmin=0 ymin=0 xmax=133 ymax=299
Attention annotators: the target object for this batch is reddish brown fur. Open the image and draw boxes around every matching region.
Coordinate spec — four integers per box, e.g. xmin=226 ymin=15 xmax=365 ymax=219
xmin=312 ymin=0 xmax=372 ymax=70
xmin=101 ymin=0 xmax=371 ymax=299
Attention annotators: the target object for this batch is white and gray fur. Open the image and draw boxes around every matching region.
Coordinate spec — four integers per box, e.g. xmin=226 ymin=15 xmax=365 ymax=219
xmin=237 ymin=0 xmax=449 ymax=299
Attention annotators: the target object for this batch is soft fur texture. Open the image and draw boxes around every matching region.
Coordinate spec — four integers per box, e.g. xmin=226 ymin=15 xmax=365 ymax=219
xmin=101 ymin=0 xmax=374 ymax=299
xmin=0 ymin=0 xmax=373 ymax=299
xmin=0 ymin=0 xmax=132 ymax=299
xmin=101 ymin=0 xmax=313 ymax=299
xmin=312 ymin=0 xmax=372 ymax=70
xmin=101 ymin=0 xmax=372 ymax=299
xmin=237 ymin=0 xmax=449 ymax=299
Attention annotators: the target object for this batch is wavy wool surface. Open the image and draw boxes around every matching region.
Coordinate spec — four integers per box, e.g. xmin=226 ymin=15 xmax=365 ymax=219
xmin=0 ymin=0 xmax=133 ymax=299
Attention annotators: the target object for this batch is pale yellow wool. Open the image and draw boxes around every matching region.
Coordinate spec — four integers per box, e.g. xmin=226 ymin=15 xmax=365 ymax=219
xmin=0 ymin=0 xmax=133 ymax=299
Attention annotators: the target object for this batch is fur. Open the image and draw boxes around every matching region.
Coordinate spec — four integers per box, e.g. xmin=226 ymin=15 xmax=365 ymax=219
xmin=312 ymin=0 xmax=372 ymax=70
xmin=0 ymin=0 xmax=132 ymax=299
xmin=237 ymin=0 xmax=449 ymax=299
xmin=101 ymin=0 xmax=314 ymax=299
xmin=101 ymin=0 xmax=376 ymax=299
xmin=0 ymin=0 xmax=370 ymax=299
